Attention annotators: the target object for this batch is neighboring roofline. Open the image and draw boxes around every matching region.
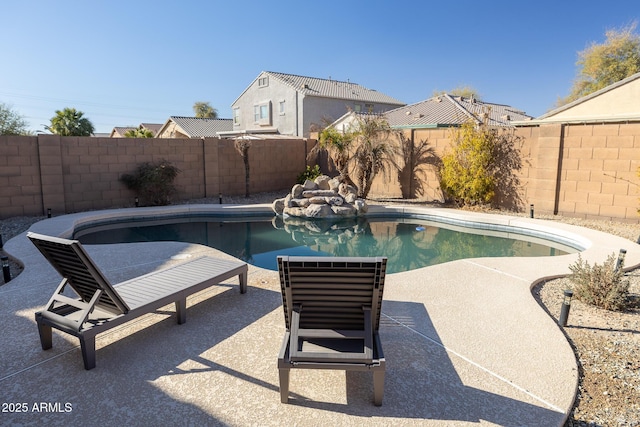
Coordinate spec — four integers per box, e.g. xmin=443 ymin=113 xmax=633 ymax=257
xmin=444 ymin=94 xmax=481 ymax=124
xmin=230 ymin=71 xmax=264 ymax=107
xmin=390 ymin=123 xmax=455 ymax=129
xmin=231 ymin=70 xmax=405 ymax=107
xmin=155 ymin=117 xmax=176 ymax=138
xmin=155 ymin=116 xmax=233 ymax=138
xmin=537 ymin=71 xmax=640 ymax=120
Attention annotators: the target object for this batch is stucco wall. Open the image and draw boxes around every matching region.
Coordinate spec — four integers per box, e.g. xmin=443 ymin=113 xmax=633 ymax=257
xmin=544 ymin=78 xmax=640 ymax=122
xmin=231 ymin=73 xmax=298 ymax=135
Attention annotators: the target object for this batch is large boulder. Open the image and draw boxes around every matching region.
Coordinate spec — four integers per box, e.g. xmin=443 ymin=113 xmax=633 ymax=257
xmin=305 ymin=204 xmax=332 ymax=218
xmin=272 ymin=198 xmax=285 ymax=215
xmin=291 ymin=184 xmax=304 ymax=198
xmin=314 ymin=175 xmax=332 ymax=190
xmin=302 ymin=179 xmax=317 ymax=191
xmin=332 ymin=205 xmax=357 ymax=216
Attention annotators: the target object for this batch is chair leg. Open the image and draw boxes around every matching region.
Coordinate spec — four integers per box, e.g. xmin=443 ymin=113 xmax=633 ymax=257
xmin=79 ymin=335 xmax=96 ymax=370
xmin=175 ymin=299 xmax=187 ymax=324
xmin=373 ymin=370 xmax=385 ymax=406
xmin=239 ymin=271 xmax=247 ymax=294
xmin=279 ymin=367 xmax=290 ymax=403
xmin=37 ymin=320 xmax=53 ymax=350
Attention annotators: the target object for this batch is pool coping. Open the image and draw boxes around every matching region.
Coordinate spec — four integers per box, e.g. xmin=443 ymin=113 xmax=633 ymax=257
xmin=2 ymin=203 xmax=639 ymax=426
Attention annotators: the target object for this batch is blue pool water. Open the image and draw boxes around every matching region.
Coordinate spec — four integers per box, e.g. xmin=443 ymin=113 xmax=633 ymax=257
xmin=75 ymin=215 xmax=575 ymax=274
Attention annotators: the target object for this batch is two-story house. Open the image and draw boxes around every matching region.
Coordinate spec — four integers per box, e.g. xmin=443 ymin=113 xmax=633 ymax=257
xmin=223 ymin=71 xmax=405 ymax=138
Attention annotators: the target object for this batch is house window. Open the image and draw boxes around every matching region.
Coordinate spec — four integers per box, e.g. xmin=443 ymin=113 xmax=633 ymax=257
xmin=253 ymin=102 xmax=271 ymax=125
xmin=279 ymin=100 xmax=285 ymax=115
xmin=258 ymin=76 xmax=269 ymax=87
xmin=233 ymin=108 xmax=240 ymax=126
xmin=365 ymin=103 xmax=374 ymax=113
xmin=354 ymin=104 xmax=362 ymax=112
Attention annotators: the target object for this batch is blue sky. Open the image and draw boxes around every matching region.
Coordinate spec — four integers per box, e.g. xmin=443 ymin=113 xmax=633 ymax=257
xmin=2 ymin=0 xmax=638 ymax=134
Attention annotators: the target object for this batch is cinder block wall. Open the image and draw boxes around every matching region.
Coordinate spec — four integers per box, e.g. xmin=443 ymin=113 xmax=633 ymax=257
xmin=0 ymin=135 xmax=42 ymax=217
xmin=2 ymin=127 xmax=638 ymax=221
xmin=368 ymin=128 xmax=451 ymax=201
xmin=557 ymin=123 xmax=639 ymax=220
xmin=0 ymin=136 xmax=311 ymax=219
xmin=365 ymin=122 xmax=640 ymax=222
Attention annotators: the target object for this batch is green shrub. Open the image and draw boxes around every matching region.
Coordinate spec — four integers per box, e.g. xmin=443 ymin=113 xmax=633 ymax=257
xmin=439 ymin=119 xmax=523 ymax=208
xmin=440 ymin=121 xmax=496 ymax=206
xmin=568 ymin=253 xmax=630 ymax=311
xmin=296 ymin=164 xmax=322 ymax=184
xmin=120 ymin=160 xmax=181 ymax=206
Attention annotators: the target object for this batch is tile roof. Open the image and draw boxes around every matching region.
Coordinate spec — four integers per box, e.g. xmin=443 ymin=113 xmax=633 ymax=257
xmin=110 ymin=126 xmax=136 ymax=137
xmin=140 ymin=123 xmax=163 ymax=135
xmin=265 ymin=71 xmax=405 ymax=105
xmin=169 ymin=116 xmax=233 ymax=137
xmin=385 ymin=94 xmax=532 ymax=128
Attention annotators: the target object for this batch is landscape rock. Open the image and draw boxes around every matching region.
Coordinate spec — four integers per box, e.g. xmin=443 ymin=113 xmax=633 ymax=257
xmin=272 ymin=198 xmax=285 ymax=215
xmin=305 ymin=203 xmax=332 ymax=218
xmin=291 ymin=184 xmax=304 ymax=198
xmin=302 ymin=180 xmax=317 ymax=191
xmin=273 ymin=179 xmax=367 ymax=219
xmin=302 ymin=190 xmax=336 ymax=198
xmin=315 ymin=175 xmax=331 ymax=190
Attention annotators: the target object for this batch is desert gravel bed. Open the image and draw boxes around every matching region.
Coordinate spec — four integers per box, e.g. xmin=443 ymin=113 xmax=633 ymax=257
xmin=1 ymin=193 xmax=638 ymax=426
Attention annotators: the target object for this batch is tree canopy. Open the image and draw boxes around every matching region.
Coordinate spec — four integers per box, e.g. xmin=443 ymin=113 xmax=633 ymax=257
xmin=193 ymin=101 xmax=218 ymax=118
xmin=46 ymin=108 xmax=95 ymax=136
xmin=124 ymin=128 xmax=154 ymax=138
xmin=0 ymin=102 xmax=31 ymax=135
xmin=432 ymin=85 xmax=482 ymax=100
xmin=558 ymin=22 xmax=640 ymax=106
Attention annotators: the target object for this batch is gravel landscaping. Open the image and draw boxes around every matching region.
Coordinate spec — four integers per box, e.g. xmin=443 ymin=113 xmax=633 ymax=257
xmin=1 ymin=193 xmax=638 ymax=426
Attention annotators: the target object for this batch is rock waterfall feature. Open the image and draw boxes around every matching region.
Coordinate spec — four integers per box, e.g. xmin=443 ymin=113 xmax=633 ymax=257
xmin=272 ymin=175 xmax=368 ymax=219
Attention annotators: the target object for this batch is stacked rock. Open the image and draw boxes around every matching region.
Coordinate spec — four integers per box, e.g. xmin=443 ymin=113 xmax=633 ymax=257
xmin=272 ymin=175 xmax=368 ymax=218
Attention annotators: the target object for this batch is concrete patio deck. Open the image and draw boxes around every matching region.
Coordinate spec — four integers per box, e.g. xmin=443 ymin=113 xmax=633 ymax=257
xmin=2 ymin=204 xmax=639 ymax=426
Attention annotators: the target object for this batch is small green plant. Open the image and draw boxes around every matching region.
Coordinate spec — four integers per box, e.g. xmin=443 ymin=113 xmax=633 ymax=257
xmin=296 ymin=164 xmax=322 ymax=184
xmin=120 ymin=160 xmax=181 ymax=206
xmin=568 ymin=253 xmax=630 ymax=311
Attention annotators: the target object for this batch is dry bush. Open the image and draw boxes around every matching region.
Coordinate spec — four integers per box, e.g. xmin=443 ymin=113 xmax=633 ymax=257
xmin=568 ymin=253 xmax=630 ymax=311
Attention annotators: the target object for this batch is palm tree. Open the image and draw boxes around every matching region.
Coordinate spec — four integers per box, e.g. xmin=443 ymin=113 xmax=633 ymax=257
xmin=351 ymin=115 xmax=395 ymax=198
xmin=313 ymin=125 xmax=356 ymax=187
xmin=124 ymin=128 xmax=154 ymax=138
xmin=193 ymin=101 xmax=218 ymax=119
xmin=46 ymin=108 xmax=94 ymax=136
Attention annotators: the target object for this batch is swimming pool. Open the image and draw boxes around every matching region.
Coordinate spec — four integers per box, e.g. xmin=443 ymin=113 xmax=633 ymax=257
xmin=74 ymin=215 xmax=576 ymax=273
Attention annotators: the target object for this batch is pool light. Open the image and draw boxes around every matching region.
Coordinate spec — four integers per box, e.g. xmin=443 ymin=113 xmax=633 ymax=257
xmin=614 ymin=249 xmax=626 ymax=272
xmin=558 ymin=289 xmax=573 ymax=327
xmin=1 ymin=255 xmax=10 ymax=284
